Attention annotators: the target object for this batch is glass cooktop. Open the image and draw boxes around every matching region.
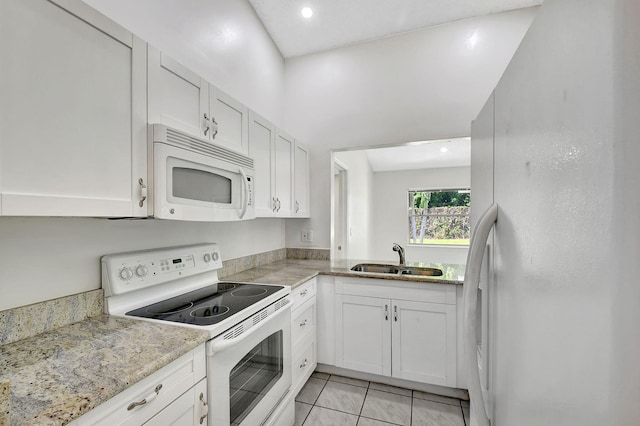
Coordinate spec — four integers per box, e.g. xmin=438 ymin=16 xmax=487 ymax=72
xmin=126 ymin=282 xmax=284 ymax=326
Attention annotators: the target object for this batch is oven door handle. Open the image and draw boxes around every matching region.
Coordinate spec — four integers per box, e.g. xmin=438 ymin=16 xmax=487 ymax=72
xmin=238 ymin=167 xmax=249 ymax=219
xmin=208 ymin=298 xmax=291 ymax=355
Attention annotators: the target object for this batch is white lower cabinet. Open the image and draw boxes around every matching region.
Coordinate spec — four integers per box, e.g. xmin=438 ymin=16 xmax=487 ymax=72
xmin=71 ymin=345 xmax=207 ymax=426
xmin=335 ymin=278 xmax=457 ymax=387
xmin=290 ymin=278 xmax=317 ymax=396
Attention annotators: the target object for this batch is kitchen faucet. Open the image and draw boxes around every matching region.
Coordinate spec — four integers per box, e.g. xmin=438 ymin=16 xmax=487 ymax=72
xmin=392 ymin=243 xmax=405 ymax=265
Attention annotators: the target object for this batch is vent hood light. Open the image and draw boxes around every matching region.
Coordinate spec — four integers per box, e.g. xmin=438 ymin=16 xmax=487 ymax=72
xmin=301 ymin=7 xmax=313 ymax=18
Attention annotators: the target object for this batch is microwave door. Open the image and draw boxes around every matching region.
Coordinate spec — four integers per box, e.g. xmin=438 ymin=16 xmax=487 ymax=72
xmin=152 ymin=143 xmax=249 ymax=221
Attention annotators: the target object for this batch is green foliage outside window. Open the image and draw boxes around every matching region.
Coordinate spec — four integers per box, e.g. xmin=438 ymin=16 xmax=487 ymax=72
xmin=409 ymin=189 xmax=470 ymax=245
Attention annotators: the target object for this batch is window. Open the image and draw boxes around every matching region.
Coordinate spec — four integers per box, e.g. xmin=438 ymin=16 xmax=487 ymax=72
xmin=408 ymin=189 xmax=470 ymax=246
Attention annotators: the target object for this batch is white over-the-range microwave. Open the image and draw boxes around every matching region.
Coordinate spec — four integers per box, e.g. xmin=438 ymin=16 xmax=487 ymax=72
xmin=146 ymin=124 xmax=255 ymax=221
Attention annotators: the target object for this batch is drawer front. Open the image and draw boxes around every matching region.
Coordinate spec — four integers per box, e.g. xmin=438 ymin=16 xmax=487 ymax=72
xmin=72 ymin=345 xmax=206 ymax=426
xmin=292 ymin=336 xmax=316 ymax=395
xmin=292 ymin=297 xmax=316 ymax=348
xmin=291 ymin=278 xmax=316 ymax=308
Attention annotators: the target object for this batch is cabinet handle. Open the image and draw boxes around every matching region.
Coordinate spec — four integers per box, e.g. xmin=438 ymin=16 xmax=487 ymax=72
xmin=394 ymin=306 xmax=398 ymax=322
xmin=300 ymin=289 xmax=308 ymax=297
xmin=127 ymin=384 xmax=162 ymax=411
xmin=295 ymin=200 xmax=300 ymax=213
xmin=299 ymin=319 xmax=308 ymax=328
xmin=138 ymin=178 xmax=147 ymax=208
xmin=211 ymin=116 xmax=219 ymax=139
xmin=276 ymin=198 xmax=281 ymax=212
xmin=385 ymin=304 xmax=389 ymax=321
xmin=272 ymin=197 xmax=277 ymax=213
xmin=300 ymin=358 xmax=308 ymax=368
xmin=199 ymin=392 xmax=208 ymax=424
xmin=203 ymin=113 xmax=210 ymax=136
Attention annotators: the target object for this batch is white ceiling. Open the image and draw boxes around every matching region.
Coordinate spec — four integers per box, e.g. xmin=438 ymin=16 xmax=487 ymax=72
xmin=364 ymin=138 xmax=470 ymax=172
xmin=249 ymin=0 xmax=542 ymax=58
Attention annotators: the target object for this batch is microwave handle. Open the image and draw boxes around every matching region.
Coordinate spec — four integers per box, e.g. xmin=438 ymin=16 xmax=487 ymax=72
xmin=238 ymin=168 xmax=249 ymax=219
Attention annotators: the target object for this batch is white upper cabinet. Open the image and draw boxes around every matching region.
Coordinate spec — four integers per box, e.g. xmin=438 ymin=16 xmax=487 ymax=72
xmin=274 ymin=129 xmax=294 ymax=217
xmin=148 ymin=47 xmax=249 ymax=154
xmin=0 ymin=0 xmax=147 ymax=217
xmin=293 ymin=142 xmax=310 ymax=217
xmin=209 ymin=86 xmax=249 ymax=155
xmin=248 ymin=111 xmax=276 ymax=217
xmin=147 ymin=46 xmax=208 ymax=139
xmin=248 ymin=111 xmax=299 ymax=218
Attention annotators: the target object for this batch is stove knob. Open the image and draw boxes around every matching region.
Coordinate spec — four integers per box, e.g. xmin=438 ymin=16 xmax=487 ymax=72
xmin=135 ymin=265 xmax=148 ymax=277
xmin=119 ymin=267 xmax=133 ymax=281
xmin=203 ymin=253 xmax=211 ymax=262
xmin=212 ymin=252 xmax=219 ymax=261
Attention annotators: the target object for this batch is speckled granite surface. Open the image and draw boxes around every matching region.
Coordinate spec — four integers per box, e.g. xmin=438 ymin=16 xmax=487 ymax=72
xmin=0 ymin=380 xmax=9 ymax=426
xmin=0 ymin=289 xmax=103 ymax=346
xmin=286 ymin=248 xmax=330 ymax=260
xmin=218 ymin=248 xmax=286 ymax=278
xmin=223 ymin=258 xmax=465 ymax=288
xmin=0 ymin=315 xmax=209 ymax=426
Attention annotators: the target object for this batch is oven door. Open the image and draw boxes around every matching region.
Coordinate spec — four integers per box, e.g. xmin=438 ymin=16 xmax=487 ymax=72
xmin=152 ymin=141 xmax=254 ymax=221
xmin=206 ymin=302 xmax=291 ymax=426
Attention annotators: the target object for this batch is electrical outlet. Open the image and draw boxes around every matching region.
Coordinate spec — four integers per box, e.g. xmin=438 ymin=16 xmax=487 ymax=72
xmin=301 ymin=230 xmax=314 ymax=242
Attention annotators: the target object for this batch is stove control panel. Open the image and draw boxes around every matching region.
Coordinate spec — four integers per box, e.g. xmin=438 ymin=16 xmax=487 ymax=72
xmin=101 ymin=243 xmax=223 ymax=297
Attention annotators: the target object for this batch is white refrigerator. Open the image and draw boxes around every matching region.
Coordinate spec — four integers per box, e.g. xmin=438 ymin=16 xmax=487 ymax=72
xmin=465 ymin=0 xmax=640 ymax=425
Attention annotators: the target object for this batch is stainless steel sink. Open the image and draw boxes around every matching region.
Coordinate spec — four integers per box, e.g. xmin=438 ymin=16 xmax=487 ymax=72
xmin=350 ymin=263 xmax=443 ymax=277
xmin=399 ymin=266 xmax=443 ymax=276
xmin=350 ymin=263 xmax=400 ymax=274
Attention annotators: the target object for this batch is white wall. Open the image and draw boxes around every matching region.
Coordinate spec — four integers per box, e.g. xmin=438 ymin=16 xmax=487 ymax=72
xmin=371 ymin=167 xmax=471 ymax=264
xmin=284 ymin=7 xmax=538 ymax=250
xmin=83 ymin=0 xmax=285 ymax=126
xmin=334 ymin=151 xmax=374 ymax=259
xmin=1 ymin=0 xmax=287 ymax=311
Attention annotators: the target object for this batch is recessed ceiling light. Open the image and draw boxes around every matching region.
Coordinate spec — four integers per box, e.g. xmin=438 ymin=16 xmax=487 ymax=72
xmin=466 ymin=31 xmax=479 ymax=49
xmin=301 ymin=7 xmax=313 ymax=18
xmin=440 ymin=147 xmax=449 ymax=153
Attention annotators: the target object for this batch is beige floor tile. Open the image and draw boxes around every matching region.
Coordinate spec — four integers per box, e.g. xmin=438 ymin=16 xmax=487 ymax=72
xmin=329 ymin=374 xmax=370 ymax=388
xmin=295 ymin=402 xmax=313 ymax=426
xmin=312 ymin=371 xmax=330 ymax=380
xmin=357 ymin=417 xmax=398 ymax=426
xmin=369 ymin=382 xmax=412 ymax=397
xmin=412 ymin=398 xmax=464 ymax=426
xmin=413 ymin=390 xmax=461 ymax=406
xmin=303 ymin=406 xmax=358 ymax=426
xmin=315 ymin=381 xmax=367 ymax=415
xmin=296 ymin=377 xmax=327 ymax=404
xmin=361 ymin=389 xmax=412 ymax=425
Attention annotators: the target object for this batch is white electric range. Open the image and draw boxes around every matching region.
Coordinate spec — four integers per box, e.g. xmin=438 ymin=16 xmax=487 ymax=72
xmin=101 ymin=243 xmax=293 ymax=426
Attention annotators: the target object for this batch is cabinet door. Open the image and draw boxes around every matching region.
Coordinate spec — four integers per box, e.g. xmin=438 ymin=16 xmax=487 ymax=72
xmin=274 ymin=130 xmax=294 ymax=217
xmin=335 ymin=294 xmax=391 ymax=376
xmin=248 ymin=111 xmax=276 ymax=217
xmin=391 ymin=300 xmax=457 ymax=387
xmin=0 ymin=0 xmax=146 ymax=216
xmin=293 ymin=141 xmax=310 ymax=217
xmin=209 ymin=86 xmax=249 ymax=154
xmin=148 ymin=46 xmax=209 ymax=140
xmin=144 ymin=379 xmax=207 ymax=426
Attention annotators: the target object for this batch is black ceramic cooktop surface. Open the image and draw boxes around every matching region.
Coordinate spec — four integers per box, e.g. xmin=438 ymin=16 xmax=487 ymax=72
xmin=126 ymin=282 xmax=284 ymax=326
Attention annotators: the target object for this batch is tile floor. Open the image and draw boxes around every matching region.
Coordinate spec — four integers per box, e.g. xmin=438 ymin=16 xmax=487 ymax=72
xmin=294 ymin=371 xmax=470 ymax=426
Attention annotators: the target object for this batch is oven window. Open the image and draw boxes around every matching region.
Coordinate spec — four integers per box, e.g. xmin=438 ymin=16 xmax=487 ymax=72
xmin=172 ymin=167 xmax=232 ymax=203
xmin=229 ymin=330 xmax=283 ymax=425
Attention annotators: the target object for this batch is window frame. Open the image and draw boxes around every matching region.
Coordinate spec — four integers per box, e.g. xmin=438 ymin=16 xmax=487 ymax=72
xmin=407 ymin=187 xmax=471 ymax=247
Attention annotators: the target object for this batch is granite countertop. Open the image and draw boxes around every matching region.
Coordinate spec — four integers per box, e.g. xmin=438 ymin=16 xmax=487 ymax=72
xmin=222 ymin=258 xmax=466 ymax=288
xmin=0 ymin=315 xmax=209 ymax=426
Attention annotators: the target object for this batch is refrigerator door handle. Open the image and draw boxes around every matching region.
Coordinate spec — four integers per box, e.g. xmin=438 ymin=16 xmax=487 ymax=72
xmin=463 ymin=204 xmax=498 ymax=426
